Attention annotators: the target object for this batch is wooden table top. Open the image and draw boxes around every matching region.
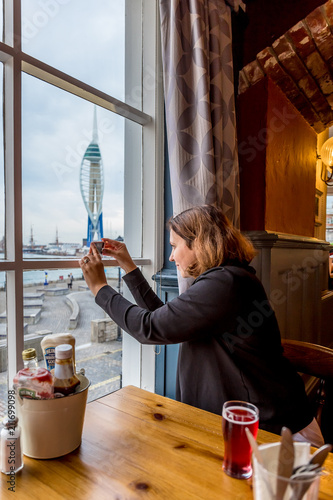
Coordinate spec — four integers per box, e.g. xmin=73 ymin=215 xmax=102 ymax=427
xmin=1 ymin=385 xmax=333 ymax=499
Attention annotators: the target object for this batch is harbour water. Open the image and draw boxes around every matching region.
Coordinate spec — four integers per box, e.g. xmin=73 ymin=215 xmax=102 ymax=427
xmin=0 ymin=253 xmax=120 ymax=288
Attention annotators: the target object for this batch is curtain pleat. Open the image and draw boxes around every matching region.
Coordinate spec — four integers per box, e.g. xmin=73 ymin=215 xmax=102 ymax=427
xmin=159 ymin=0 xmax=240 ymax=227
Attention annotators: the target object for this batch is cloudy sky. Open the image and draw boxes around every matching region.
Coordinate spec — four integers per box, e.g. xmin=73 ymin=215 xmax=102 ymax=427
xmin=1 ymin=0 xmax=133 ymax=246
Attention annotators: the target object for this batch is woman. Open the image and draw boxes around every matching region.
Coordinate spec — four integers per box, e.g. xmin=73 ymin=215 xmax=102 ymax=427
xmin=80 ymin=205 xmax=323 ymax=444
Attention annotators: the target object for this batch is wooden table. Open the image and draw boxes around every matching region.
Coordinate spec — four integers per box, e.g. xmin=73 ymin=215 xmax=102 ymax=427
xmin=1 ymin=385 xmax=333 ymax=499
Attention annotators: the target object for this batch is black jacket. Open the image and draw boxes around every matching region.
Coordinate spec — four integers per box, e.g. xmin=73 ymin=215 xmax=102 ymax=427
xmin=95 ymin=265 xmax=313 ymax=434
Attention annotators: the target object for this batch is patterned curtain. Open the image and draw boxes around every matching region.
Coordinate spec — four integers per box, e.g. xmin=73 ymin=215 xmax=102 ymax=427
xmin=159 ymin=0 xmax=242 ymax=226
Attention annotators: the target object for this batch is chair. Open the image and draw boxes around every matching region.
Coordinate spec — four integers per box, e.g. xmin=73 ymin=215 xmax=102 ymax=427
xmin=281 ymin=339 xmax=333 ymax=442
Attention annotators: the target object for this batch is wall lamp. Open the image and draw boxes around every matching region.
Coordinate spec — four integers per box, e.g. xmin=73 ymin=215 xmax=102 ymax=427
xmin=320 ymin=137 xmax=333 ymax=185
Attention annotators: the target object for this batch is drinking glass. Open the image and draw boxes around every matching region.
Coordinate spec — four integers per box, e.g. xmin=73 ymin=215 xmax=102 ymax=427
xmin=222 ymin=400 xmax=259 ymax=479
xmin=252 ymin=442 xmax=320 ymax=500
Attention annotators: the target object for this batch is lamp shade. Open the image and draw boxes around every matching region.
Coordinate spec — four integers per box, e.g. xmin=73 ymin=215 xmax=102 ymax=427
xmin=321 ymin=137 xmax=333 ymax=167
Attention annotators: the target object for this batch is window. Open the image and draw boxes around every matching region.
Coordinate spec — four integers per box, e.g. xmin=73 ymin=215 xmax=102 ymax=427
xmin=0 ymin=0 xmax=163 ymax=423
xmin=0 ymin=63 xmax=4 ymax=260
xmin=21 ymin=0 xmax=125 ymax=100
xmin=22 ymin=74 xmax=128 ymax=251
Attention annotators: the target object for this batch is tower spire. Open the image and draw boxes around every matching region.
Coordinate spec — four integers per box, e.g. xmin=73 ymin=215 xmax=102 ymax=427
xmin=80 ymin=106 xmax=104 ymax=245
xmin=92 ymin=105 xmax=98 ymax=143
xmin=30 ymin=225 xmax=34 ymax=247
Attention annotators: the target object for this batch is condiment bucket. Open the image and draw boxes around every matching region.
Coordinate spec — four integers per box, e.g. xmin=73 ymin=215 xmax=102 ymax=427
xmin=16 ymin=373 xmax=90 ymax=459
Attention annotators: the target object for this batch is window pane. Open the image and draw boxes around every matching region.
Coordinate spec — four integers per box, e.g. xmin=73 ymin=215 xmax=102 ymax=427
xmin=23 ymin=267 xmax=123 ymax=402
xmin=21 ymin=0 xmax=125 ymax=100
xmin=0 ymin=271 xmax=6 ymax=423
xmin=0 ymin=64 xmax=4 ymax=260
xmin=22 ymin=72 xmax=143 ymax=401
xmin=22 ymin=73 xmax=129 ymax=254
xmin=327 ymin=195 xmax=333 ymax=243
xmin=0 ymin=1 xmax=3 ymax=44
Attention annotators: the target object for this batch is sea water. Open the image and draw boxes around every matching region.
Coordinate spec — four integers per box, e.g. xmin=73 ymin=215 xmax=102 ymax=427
xmin=0 ymin=253 xmax=120 ymax=289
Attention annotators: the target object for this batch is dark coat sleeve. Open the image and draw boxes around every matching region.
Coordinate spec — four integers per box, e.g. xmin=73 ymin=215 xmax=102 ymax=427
xmin=95 ymin=267 xmax=238 ymax=345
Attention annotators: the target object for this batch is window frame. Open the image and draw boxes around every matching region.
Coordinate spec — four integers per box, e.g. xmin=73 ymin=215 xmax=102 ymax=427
xmin=0 ymin=0 xmax=164 ymax=391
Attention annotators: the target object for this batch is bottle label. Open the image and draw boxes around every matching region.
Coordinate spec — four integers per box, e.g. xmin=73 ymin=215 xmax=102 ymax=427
xmin=44 ymin=347 xmax=56 ymax=370
xmin=18 ymin=388 xmax=40 ymax=399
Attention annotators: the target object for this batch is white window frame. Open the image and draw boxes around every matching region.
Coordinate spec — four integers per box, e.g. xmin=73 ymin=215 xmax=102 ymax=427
xmin=123 ymin=0 xmax=164 ymax=391
xmin=0 ymin=0 xmax=164 ymax=392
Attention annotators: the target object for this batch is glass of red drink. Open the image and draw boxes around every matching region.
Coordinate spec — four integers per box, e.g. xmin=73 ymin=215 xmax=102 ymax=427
xmin=222 ymin=400 xmax=259 ymax=479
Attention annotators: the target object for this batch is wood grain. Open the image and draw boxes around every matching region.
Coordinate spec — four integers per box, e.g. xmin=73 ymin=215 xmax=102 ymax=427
xmin=1 ymin=386 xmax=332 ymax=499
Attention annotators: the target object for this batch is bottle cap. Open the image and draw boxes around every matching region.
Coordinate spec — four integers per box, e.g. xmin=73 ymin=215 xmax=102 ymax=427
xmin=3 ymin=417 xmax=18 ymax=428
xmin=22 ymin=348 xmax=37 ymax=360
xmin=55 ymin=344 xmax=73 ymax=360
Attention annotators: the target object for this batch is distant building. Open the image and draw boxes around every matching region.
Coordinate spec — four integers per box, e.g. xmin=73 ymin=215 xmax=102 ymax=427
xmin=80 ymin=106 xmax=104 ymax=245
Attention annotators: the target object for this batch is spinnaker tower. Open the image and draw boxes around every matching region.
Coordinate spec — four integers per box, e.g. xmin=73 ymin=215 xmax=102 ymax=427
xmin=80 ymin=107 xmax=104 ymax=245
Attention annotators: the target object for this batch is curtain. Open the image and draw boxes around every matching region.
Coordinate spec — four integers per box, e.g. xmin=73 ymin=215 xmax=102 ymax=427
xmin=159 ymin=0 xmax=241 ymax=226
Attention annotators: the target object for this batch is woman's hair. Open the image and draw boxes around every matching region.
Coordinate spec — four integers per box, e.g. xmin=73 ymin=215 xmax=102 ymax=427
xmin=168 ymin=205 xmax=256 ymax=277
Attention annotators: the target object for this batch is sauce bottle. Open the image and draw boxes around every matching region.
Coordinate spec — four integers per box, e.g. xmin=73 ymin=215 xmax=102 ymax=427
xmin=53 ymin=344 xmax=80 ymax=396
xmin=41 ymin=333 xmax=76 ymax=372
xmin=22 ymin=348 xmax=38 ymax=369
xmin=13 ymin=349 xmax=53 ymax=400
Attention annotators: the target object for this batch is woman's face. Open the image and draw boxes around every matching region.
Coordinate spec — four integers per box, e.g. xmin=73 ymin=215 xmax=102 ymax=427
xmin=169 ymin=229 xmax=197 ymax=278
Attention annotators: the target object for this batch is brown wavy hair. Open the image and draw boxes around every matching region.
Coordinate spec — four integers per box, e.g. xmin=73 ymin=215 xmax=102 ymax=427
xmin=168 ymin=205 xmax=256 ymax=278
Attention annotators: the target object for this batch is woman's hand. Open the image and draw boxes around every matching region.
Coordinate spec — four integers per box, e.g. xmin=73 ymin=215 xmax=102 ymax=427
xmin=79 ymin=245 xmax=108 ymax=297
xmin=100 ymin=238 xmax=137 ymax=274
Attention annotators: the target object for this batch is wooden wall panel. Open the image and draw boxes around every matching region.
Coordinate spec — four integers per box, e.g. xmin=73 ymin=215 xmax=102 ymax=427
xmin=238 ymin=79 xmax=268 ymax=231
xmin=265 ymin=80 xmax=317 ymax=236
xmin=238 ymin=78 xmax=317 ymax=237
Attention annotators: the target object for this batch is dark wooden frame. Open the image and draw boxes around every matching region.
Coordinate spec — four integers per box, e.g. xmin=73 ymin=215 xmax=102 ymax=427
xmin=281 ymin=339 xmax=333 ymax=429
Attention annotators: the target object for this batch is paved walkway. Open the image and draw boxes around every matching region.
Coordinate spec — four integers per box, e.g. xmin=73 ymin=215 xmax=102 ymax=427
xmin=0 ymin=279 xmax=123 ymax=422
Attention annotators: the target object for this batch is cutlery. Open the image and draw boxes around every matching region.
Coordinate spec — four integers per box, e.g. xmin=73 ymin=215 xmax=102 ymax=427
xmin=246 ymin=428 xmax=330 ymax=500
xmin=276 ymin=427 xmax=295 ymax=500
xmin=291 ymin=467 xmax=323 ymax=480
xmin=290 ymin=470 xmax=321 ymax=500
xmin=292 ymin=443 xmax=332 ymax=477
xmin=287 ymin=443 xmax=332 ymax=499
xmin=292 ymin=463 xmax=321 ymax=475
xmin=309 ymin=443 xmax=332 ymax=468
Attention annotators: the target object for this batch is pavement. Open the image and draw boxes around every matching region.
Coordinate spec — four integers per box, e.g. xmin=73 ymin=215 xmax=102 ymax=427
xmin=0 ymin=278 xmax=123 ymax=423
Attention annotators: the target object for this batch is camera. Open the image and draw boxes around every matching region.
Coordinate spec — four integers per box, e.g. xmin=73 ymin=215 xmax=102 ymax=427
xmin=92 ymin=241 xmax=104 ymax=254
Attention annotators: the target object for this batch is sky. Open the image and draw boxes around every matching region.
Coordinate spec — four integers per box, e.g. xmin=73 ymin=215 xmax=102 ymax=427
xmin=0 ymin=0 xmax=135 ymax=246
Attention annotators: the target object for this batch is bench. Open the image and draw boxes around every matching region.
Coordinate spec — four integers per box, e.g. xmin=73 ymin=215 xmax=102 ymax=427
xmin=0 ymin=308 xmax=42 ymax=325
xmin=0 ymin=322 xmax=28 ymax=338
xmin=0 ymin=331 xmax=50 ymax=372
xmin=23 ymin=308 xmax=42 ymax=324
xmin=37 ymin=287 xmax=69 ymax=296
xmin=65 ymin=294 xmax=80 ymax=329
xmin=23 ymin=299 xmax=44 ymax=308
xmin=24 ymin=292 xmax=45 ymax=301
xmin=79 ymin=285 xmax=90 ymax=290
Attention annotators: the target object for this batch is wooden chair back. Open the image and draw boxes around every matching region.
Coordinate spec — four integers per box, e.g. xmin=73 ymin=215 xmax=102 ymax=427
xmin=281 ymin=339 xmax=333 ymax=431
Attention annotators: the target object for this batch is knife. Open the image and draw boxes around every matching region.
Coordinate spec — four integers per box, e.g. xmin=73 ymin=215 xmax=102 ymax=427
xmin=276 ymin=427 xmax=295 ymax=500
